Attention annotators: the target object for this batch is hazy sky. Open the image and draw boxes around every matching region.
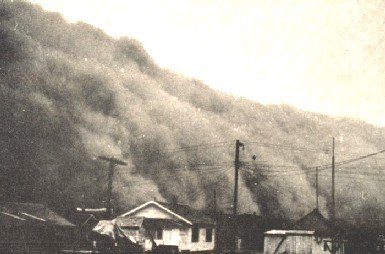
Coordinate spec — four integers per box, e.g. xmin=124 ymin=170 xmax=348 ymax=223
xmin=28 ymin=0 xmax=385 ymax=127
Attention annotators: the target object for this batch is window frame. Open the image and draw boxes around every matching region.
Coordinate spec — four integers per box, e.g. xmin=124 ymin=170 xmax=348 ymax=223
xmin=191 ymin=226 xmax=199 ymax=242
xmin=153 ymin=228 xmax=163 ymax=240
xmin=205 ymin=228 xmax=213 ymax=242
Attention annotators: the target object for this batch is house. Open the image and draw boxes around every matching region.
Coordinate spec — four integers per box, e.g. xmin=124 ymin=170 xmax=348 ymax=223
xmin=289 ymin=208 xmax=345 ymax=254
xmin=0 ymin=202 xmax=76 ymax=253
xmin=292 ymin=208 xmax=335 ymax=237
xmin=117 ymin=201 xmax=216 ymax=253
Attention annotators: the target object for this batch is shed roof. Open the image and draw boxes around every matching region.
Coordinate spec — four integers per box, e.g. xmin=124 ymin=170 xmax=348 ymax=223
xmin=265 ymin=230 xmax=315 ymax=236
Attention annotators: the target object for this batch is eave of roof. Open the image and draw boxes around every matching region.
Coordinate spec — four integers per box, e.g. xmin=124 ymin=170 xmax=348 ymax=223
xmin=119 ymin=201 xmax=193 ymax=225
xmin=0 ymin=202 xmax=75 ymax=227
xmin=265 ymin=230 xmax=315 ymax=236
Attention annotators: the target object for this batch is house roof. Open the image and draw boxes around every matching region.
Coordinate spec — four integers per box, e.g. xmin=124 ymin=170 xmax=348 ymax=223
xmin=0 ymin=211 xmax=27 ymax=227
xmin=158 ymin=202 xmax=214 ymax=225
xmin=0 ymin=202 xmax=75 ymax=227
xmin=292 ymin=209 xmax=332 ymax=236
xmin=119 ymin=201 xmax=215 ymax=226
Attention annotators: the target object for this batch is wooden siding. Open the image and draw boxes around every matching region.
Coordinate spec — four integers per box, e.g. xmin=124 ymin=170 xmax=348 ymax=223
xmin=178 ymin=227 xmax=215 ymax=252
xmin=264 ymin=234 xmax=313 ymax=254
xmin=264 ymin=234 xmax=345 ymax=254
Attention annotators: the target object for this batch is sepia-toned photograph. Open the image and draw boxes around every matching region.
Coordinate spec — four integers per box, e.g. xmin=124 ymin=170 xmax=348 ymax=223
xmin=1 ymin=0 xmax=385 ymax=253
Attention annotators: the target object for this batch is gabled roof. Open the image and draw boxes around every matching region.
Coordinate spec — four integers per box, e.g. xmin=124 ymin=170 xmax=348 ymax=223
xmin=158 ymin=202 xmax=214 ymax=225
xmin=119 ymin=201 xmax=215 ymax=226
xmin=0 ymin=211 xmax=27 ymax=227
xmin=292 ymin=209 xmax=332 ymax=236
xmin=0 ymin=202 xmax=75 ymax=227
xmin=119 ymin=201 xmax=192 ymax=225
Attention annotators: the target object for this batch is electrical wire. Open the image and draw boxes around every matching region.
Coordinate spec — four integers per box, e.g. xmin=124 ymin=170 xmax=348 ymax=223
xmin=318 ymin=173 xmax=385 ymax=183
xmin=241 ymin=166 xmax=327 ymax=177
xmin=245 ymin=141 xmax=330 ymax=153
xmin=163 ymin=141 xmax=233 ymax=153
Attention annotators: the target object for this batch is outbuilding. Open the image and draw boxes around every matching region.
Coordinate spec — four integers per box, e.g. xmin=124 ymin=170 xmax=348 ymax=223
xmin=263 ymin=229 xmax=345 ymax=254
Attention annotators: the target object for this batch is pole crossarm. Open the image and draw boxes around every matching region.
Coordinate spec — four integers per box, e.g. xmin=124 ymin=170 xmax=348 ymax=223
xmin=98 ymin=156 xmax=128 ymax=166
xmin=98 ymin=156 xmax=127 ymax=219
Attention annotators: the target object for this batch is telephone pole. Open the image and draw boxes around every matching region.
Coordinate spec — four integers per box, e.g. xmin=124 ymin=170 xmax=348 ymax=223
xmin=233 ymin=140 xmax=244 ymax=216
xmin=232 ymin=139 xmax=244 ymax=254
xmin=316 ymin=167 xmax=319 ymax=211
xmin=213 ymin=188 xmax=217 ymax=216
xmin=98 ymin=156 xmax=127 ymax=219
xmin=331 ymin=137 xmax=336 ymax=254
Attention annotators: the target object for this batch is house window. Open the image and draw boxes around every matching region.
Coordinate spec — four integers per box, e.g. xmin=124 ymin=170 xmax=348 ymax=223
xmin=192 ymin=227 xmax=199 ymax=242
xmin=206 ymin=228 xmax=213 ymax=242
xmin=153 ymin=229 xmax=163 ymax=240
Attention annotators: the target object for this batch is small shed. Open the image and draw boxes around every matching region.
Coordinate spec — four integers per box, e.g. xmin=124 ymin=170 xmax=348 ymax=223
xmin=264 ymin=230 xmax=314 ymax=254
xmin=264 ymin=230 xmax=345 ymax=254
xmin=292 ymin=209 xmax=346 ymax=254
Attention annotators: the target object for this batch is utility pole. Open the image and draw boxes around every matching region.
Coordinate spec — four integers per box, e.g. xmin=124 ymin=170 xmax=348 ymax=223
xmin=233 ymin=140 xmax=244 ymax=216
xmin=213 ymin=188 xmax=219 ymax=253
xmin=316 ymin=167 xmax=319 ymax=211
xmin=213 ymin=188 xmax=217 ymax=216
xmin=232 ymin=140 xmax=244 ymax=254
xmin=98 ymin=156 xmax=127 ymax=219
xmin=331 ymin=137 xmax=336 ymax=254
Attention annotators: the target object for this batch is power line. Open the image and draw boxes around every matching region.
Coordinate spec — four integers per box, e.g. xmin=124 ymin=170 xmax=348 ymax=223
xmin=163 ymin=141 xmax=233 ymax=152
xmin=318 ymin=173 xmax=385 ymax=183
xmin=297 ymin=148 xmax=385 ymax=171
xmin=245 ymin=141 xmax=330 ymax=153
xmin=241 ymin=167 xmax=328 ymax=177
xmin=118 ymin=167 xmax=233 ymax=184
xmin=241 ymin=148 xmax=385 ymax=176
xmin=242 ymin=161 xmax=308 ymax=169
xmin=136 ymin=140 xmax=333 ymax=155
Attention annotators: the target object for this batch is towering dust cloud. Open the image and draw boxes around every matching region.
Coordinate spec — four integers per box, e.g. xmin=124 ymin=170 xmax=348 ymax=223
xmin=1 ymin=0 xmax=385 ymax=225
